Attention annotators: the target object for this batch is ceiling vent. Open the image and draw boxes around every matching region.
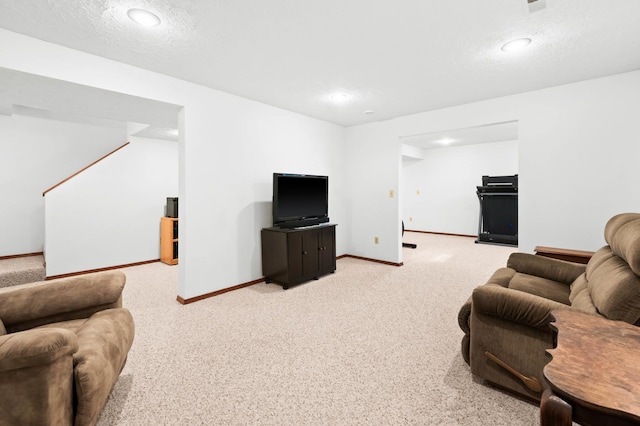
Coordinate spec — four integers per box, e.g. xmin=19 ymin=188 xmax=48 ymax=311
xmin=524 ymin=0 xmax=547 ymax=13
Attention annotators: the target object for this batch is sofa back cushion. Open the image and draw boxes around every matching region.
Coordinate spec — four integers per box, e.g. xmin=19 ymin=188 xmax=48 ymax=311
xmin=605 ymin=213 xmax=640 ymax=275
xmin=568 ymin=273 xmax=589 ymax=305
xmin=0 ymin=271 xmax=125 ymax=333
xmin=569 ymin=214 xmax=640 ymax=324
xmin=569 ymin=286 xmax=599 ymax=316
xmin=573 ymin=247 xmax=640 ymax=323
xmin=0 ymin=318 xmax=5 ymax=335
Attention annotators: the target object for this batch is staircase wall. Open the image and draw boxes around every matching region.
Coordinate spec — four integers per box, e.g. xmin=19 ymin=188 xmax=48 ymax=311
xmin=0 ymin=110 xmax=126 ymax=257
xmin=44 ymin=136 xmax=178 ymax=277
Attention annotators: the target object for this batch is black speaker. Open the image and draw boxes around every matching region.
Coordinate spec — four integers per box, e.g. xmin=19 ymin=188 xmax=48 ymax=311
xmin=166 ymin=197 xmax=178 ymax=218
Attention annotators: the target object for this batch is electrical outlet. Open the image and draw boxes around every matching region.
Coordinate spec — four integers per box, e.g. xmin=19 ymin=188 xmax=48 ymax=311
xmin=374 ymin=236 xmax=379 ymax=244
xmin=389 ymin=190 xmax=394 ymax=198
xmin=416 ymin=189 xmax=420 ymax=195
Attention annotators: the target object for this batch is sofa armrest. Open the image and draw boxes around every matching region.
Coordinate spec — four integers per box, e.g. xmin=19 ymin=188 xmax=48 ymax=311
xmin=0 ymin=271 xmax=126 ymax=333
xmin=0 ymin=328 xmax=78 ymax=372
xmin=73 ymin=308 xmax=135 ymax=425
xmin=472 ymin=284 xmax=570 ymax=329
xmin=458 ymin=296 xmax=472 ymax=335
xmin=534 ymin=246 xmax=594 ymax=264
xmin=0 ymin=328 xmax=78 ymax=425
xmin=507 ymin=252 xmax=586 ymax=285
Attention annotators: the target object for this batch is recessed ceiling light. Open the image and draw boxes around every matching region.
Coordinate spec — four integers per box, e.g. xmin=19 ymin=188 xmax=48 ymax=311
xmin=364 ymin=110 xmax=375 ymax=115
xmin=436 ymin=138 xmax=455 ymax=145
xmin=127 ymin=9 xmax=161 ymax=27
xmin=327 ymin=92 xmax=351 ymax=103
xmin=501 ymin=38 xmax=532 ymax=52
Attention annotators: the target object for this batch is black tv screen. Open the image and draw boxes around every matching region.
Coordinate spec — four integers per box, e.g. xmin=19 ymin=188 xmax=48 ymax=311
xmin=273 ymin=173 xmax=329 ymax=228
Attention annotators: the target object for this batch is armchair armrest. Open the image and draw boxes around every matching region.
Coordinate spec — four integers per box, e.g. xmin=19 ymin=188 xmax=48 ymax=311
xmin=0 ymin=328 xmax=78 ymax=372
xmin=0 ymin=271 xmax=126 ymax=333
xmin=472 ymin=284 xmax=570 ymax=329
xmin=507 ymin=253 xmax=586 ymax=285
xmin=0 ymin=328 xmax=79 ymax=425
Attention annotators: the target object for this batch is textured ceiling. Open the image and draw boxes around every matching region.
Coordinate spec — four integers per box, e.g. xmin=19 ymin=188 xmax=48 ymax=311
xmin=0 ymin=0 xmax=639 ymax=126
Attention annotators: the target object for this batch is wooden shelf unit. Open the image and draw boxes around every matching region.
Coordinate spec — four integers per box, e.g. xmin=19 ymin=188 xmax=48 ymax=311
xmin=160 ymin=217 xmax=179 ymax=265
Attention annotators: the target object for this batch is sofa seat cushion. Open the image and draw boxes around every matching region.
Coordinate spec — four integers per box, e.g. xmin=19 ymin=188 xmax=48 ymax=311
xmin=508 ymin=273 xmax=571 ymax=305
xmin=73 ymin=308 xmax=135 ymax=426
xmin=486 ymin=267 xmax=516 ymax=288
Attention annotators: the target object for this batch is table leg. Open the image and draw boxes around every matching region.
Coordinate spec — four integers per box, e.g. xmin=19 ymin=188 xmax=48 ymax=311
xmin=540 ymin=387 xmax=572 ymax=426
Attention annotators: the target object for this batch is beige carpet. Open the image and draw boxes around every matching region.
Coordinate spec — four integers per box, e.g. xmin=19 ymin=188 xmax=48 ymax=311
xmin=98 ymin=233 xmax=542 ymax=425
xmin=0 ymin=255 xmax=46 ymax=288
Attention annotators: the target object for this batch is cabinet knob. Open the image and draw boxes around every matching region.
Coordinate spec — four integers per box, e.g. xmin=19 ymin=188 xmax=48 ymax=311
xmin=303 ymin=250 xmax=307 ymax=255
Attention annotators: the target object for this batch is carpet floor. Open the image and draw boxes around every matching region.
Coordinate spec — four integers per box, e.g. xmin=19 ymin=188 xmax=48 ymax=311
xmin=98 ymin=233 xmax=542 ymax=425
xmin=0 ymin=254 xmax=45 ymax=288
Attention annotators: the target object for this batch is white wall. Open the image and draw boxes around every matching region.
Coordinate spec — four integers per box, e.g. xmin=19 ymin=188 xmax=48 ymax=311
xmin=402 ymin=140 xmax=518 ymax=236
xmin=0 ymin=29 xmax=346 ymax=299
xmin=0 ymin=111 xmax=125 ymax=256
xmin=517 ymin=75 xmax=640 ymax=252
xmin=345 ymin=122 xmax=402 ymax=263
xmin=179 ymin=94 xmax=346 ymax=298
xmin=44 ymin=137 xmax=178 ymax=276
xmin=347 ymin=70 xmax=640 ymax=258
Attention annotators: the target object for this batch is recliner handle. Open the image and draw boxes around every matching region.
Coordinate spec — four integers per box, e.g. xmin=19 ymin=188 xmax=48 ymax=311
xmin=485 ymin=351 xmax=542 ymax=392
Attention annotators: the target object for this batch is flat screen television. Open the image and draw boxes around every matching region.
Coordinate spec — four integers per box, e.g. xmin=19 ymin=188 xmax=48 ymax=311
xmin=272 ymin=173 xmax=329 ymax=228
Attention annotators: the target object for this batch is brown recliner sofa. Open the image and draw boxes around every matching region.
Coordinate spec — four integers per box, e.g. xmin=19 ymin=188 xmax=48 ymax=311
xmin=0 ymin=270 xmax=135 ymax=425
xmin=458 ymin=213 xmax=640 ymax=401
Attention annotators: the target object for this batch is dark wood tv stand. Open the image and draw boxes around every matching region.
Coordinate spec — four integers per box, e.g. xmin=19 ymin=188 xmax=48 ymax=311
xmin=261 ymin=224 xmax=336 ymax=289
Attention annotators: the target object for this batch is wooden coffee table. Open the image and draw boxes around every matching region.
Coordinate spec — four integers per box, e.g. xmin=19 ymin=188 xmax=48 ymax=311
xmin=540 ymin=309 xmax=640 ymax=425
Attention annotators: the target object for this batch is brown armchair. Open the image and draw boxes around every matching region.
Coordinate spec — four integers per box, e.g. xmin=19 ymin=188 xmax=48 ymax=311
xmin=0 ymin=270 xmax=135 ymax=425
xmin=458 ymin=213 xmax=640 ymax=400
